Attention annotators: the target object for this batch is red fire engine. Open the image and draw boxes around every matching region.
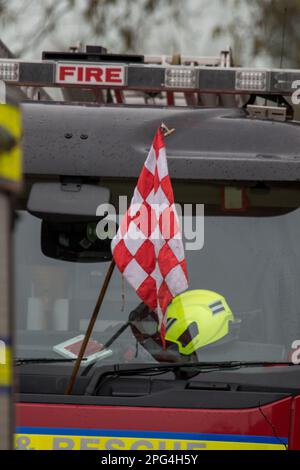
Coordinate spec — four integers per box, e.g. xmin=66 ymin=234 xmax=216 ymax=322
xmin=1 ymin=42 xmax=300 ymax=450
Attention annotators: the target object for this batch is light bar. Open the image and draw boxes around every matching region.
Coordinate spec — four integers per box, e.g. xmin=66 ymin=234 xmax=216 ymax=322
xmin=165 ymin=67 xmax=197 ymax=88
xmin=0 ymin=62 xmax=19 ymax=82
xmin=235 ymin=70 xmax=268 ymax=92
xmin=2 ymin=57 xmax=300 ymax=97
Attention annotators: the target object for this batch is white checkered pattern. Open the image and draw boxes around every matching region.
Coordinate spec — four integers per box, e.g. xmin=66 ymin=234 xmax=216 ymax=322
xmin=111 ymin=128 xmax=188 ymax=344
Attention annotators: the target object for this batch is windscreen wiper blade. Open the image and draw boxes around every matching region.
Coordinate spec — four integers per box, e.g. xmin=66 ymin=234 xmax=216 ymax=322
xmin=99 ymin=361 xmax=294 ymax=377
xmin=85 ymin=361 xmax=297 ymax=395
xmin=15 ymin=358 xmax=87 ymax=366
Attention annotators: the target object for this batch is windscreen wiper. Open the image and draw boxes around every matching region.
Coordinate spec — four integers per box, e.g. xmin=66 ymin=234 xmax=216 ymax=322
xmin=86 ymin=360 xmax=295 ymax=395
xmin=97 ymin=360 xmax=295 ymax=378
xmin=15 ymin=358 xmax=87 ymax=366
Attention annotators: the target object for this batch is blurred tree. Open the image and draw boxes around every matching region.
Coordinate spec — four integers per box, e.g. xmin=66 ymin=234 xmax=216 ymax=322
xmin=213 ymin=0 xmax=300 ymax=67
xmin=0 ymin=0 xmax=187 ymax=56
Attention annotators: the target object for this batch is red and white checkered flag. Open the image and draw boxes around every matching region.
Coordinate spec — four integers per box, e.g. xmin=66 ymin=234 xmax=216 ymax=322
xmin=111 ymin=127 xmax=188 ymax=344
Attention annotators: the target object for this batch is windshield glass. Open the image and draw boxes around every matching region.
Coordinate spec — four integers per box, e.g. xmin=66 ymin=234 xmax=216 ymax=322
xmin=14 ymin=182 xmax=300 ymax=366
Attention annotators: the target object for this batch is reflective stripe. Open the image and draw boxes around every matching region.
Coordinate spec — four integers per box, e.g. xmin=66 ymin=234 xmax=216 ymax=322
xmin=212 ymin=306 xmax=225 ymax=314
xmin=166 ymin=317 xmax=177 ymax=331
xmin=209 ymin=300 xmax=225 ymax=314
xmin=15 ymin=427 xmax=288 ymax=450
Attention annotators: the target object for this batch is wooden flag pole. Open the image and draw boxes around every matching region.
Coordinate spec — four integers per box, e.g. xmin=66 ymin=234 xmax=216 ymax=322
xmin=65 ymin=259 xmax=115 ymax=395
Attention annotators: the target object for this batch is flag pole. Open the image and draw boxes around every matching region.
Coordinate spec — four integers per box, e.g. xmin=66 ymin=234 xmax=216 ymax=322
xmin=65 ymin=259 xmax=115 ymax=395
xmin=65 ymin=123 xmax=175 ymax=395
xmin=161 ymin=122 xmax=175 ymax=137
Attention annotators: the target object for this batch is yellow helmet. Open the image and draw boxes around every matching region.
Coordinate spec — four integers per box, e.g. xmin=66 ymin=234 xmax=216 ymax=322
xmin=164 ymin=290 xmax=236 ymax=355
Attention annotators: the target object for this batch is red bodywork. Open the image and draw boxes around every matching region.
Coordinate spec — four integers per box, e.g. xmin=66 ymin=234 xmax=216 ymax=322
xmin=15 ymin=396 xmax=300 ymax=450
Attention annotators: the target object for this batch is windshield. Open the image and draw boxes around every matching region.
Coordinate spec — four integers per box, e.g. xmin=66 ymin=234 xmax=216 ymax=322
xmin=14 ymin=182 xmax=300 ymax=367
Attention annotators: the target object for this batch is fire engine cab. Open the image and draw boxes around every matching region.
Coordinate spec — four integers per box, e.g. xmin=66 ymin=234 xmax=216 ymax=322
xmin=2 ymin=43 xmax=300 ymax=450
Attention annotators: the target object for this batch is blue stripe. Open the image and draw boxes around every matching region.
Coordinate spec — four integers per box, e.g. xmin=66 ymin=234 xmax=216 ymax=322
xmin=16 ymin=426 xmax=288 ymax=445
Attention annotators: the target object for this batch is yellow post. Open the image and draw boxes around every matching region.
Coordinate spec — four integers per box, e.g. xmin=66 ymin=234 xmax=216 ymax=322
xmin=0 ymin=99 xmax=22 ymax=450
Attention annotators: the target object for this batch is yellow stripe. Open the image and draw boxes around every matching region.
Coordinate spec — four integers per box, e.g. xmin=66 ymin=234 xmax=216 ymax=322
xmin=14 ymin=434 xmax=287 ymax=450
xmin=0 ymin=104 xmax=22 ymax=184
xmin=0 ymin=345 xmax=11 ymax=387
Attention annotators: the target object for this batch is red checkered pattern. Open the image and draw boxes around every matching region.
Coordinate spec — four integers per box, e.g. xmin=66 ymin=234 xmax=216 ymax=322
xmin=112 ymin=127 xmax=188 ymax=344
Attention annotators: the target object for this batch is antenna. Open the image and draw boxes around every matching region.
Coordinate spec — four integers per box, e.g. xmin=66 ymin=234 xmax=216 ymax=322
xmin=280 ymin=5 xmax=288 ymax=69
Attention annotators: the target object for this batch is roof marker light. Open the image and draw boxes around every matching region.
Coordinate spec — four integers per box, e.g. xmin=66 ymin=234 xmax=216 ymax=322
xmin=165 ymin=68 xmax=197 ymax=89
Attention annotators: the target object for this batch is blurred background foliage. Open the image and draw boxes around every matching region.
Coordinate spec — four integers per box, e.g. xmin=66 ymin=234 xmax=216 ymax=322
xmin=0 ymin=0 xmax=188 ymax=57
xmin=213 ymin=0 xmax=300 ymax=67
xmin=0 ymin=0 xmax=299 ymax=67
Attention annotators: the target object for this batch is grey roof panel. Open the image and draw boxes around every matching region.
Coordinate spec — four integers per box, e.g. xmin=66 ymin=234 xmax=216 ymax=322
xmin=22 ymin=103 xmax=300 ymax=181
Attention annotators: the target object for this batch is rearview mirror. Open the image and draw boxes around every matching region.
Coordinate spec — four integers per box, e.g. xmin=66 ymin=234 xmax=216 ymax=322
xmin=28 ymin=182 xmax=110 ymax=220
